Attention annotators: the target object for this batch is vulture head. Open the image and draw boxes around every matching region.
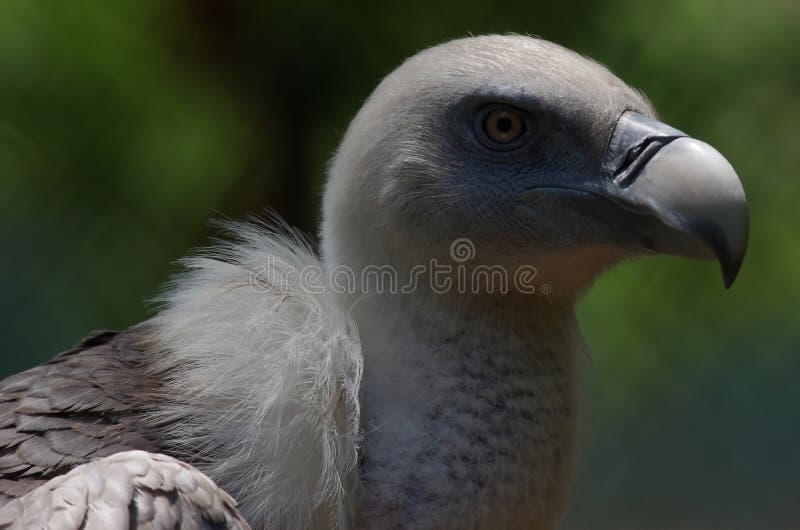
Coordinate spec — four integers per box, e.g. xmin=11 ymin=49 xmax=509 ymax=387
xmin=323 ymin=35 xmax=748 ymax=295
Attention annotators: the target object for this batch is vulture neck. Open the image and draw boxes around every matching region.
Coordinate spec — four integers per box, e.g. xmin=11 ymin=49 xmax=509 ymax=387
xmin=345 ymin=260 xmax=582 ymax=530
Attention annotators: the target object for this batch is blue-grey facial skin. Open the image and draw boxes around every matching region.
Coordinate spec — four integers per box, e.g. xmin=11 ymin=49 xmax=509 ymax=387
xmin=387 ymin=83 xmax=653 ymax=259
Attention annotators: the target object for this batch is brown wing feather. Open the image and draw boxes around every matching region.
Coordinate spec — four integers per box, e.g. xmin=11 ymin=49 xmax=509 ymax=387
xmin=0 ymin=329 xmax=162 ymax=504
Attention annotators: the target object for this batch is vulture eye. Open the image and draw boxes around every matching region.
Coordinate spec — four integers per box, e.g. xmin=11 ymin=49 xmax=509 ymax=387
xmin=477 ymin=106 xmax=527 ymax=149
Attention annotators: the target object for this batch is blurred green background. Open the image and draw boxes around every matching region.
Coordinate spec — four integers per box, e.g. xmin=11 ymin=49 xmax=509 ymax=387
xmin=0 ymin=1 xmax=797 ymax=528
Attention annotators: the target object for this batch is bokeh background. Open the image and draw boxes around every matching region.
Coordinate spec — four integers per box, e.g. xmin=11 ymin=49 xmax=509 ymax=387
xmin=1 ymin=1 xmax=798 ymax=528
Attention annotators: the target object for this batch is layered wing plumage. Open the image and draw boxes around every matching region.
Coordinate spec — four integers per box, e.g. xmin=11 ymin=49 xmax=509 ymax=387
xmin=0 ymin=330 xmax=159 ymax=505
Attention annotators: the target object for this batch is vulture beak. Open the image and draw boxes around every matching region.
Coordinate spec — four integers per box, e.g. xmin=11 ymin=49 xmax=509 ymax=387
xmin=600 ymin=111 xmax=749 ymax=288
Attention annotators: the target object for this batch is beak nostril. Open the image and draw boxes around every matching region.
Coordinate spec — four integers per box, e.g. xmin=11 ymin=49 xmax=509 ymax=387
xmin=614 ymin=138 xmax=677 ymax=188
xmin=626 ymin=144 xmax=644 ymax=164
xmin=602 ymin=111 xmax=687 ymax=182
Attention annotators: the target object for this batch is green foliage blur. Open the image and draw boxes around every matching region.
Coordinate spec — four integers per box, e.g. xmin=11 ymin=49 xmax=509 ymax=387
xmin=1 ymin=1 xmax=797 ymax=528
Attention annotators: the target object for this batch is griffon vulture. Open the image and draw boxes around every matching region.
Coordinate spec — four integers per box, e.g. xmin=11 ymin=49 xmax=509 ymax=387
xmin=0 ymin=35 xmax=748 ymax=530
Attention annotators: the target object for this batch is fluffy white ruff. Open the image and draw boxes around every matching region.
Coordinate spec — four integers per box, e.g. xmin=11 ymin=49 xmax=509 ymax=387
xmin=146 ymin=219 xmax=363 ymax=529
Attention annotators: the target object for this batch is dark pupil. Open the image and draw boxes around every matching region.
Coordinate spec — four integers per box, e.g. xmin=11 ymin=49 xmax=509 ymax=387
xmin=496 ymin=117 xmax=513 ymax=133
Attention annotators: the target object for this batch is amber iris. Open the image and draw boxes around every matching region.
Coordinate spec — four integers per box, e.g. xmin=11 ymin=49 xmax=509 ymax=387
xmin=483 ymin=108 xmax=524 ymax=143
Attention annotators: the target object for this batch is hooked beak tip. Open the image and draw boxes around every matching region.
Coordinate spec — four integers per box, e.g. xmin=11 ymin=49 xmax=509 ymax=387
xmin=637 ymin=137 xmax=749 ymax=287
xmin=602 ymin=113 xmax=749 ymax=288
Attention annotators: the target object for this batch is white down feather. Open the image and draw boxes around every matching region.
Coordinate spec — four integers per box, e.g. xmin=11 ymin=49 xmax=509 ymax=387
xmin=145 ymin=218 xmax=363 ymax=530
